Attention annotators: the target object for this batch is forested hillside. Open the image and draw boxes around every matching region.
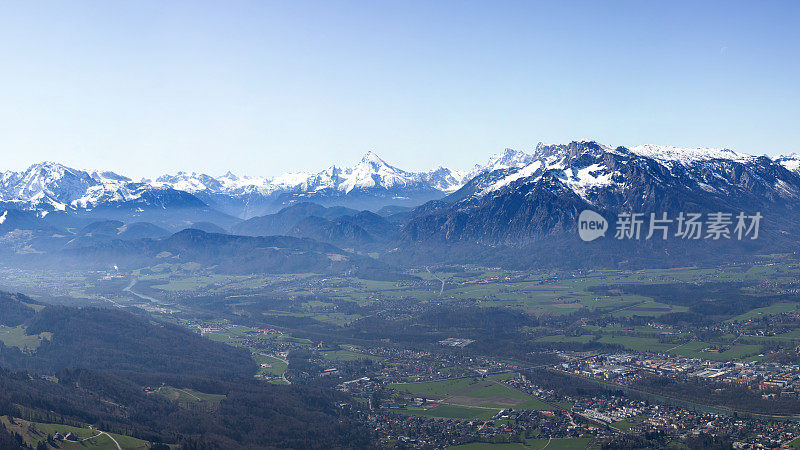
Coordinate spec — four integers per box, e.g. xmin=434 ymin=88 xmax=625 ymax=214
xmin=0 ymin=295 xmax=255 ymax=378
xmin=0 ymin=292 xmax=375 ymax=448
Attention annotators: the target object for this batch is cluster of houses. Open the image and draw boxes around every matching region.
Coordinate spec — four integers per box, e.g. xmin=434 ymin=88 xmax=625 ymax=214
xmin=562 ymin=351 xmax=800 ymax=397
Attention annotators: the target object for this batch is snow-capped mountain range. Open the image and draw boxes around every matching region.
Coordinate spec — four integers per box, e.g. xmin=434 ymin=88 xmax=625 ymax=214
xmin=463 ymin=142 xmax=786 ymax=202
xmin=0 ymin=162 xmax=135 ymax=212
xmin=403 ymin=141 xmax=800 ymax=252
xmin=152 ymin=151 xmax=465 ymax=197
xmin=0 ymin=150 xmax=527 ymax=218
xmin=2 ymin=144 xmax=800 ymax=221
xmin=147 ymin=151 xmax=475 ymax=216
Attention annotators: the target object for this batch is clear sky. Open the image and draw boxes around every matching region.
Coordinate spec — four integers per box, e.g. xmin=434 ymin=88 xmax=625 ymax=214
xmin=0 ymin=1 xmax=798 ymax=178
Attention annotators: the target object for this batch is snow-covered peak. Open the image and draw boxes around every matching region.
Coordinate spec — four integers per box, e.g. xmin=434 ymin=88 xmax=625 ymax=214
xmin=473 ymin=142 xmax=611 ymax=196
xmin=625 ymin=144 xmax=753 ymax=164
xmin=461 ymin=148 xmax=535 ymax=183
xmin=220 ymin=173 xmax=273 ymax=193
xmin=478 ymin=160 xmax=544 ymax=196
xmin=352 ymin=151 xmax=398 ymax=177
xmin=270 ymin=171 xmax=312 ymax=190
xmin=145 ymin=151 xmax=440 ymax=196
xmin=422 ymin=167 xmax=467 ymax=193
xmin=19 ymin=161 xmax=85 ymax=183
xmin=359 ymin=150 xmax=387 ymax=166
xmin=776 ymin=154 xmax=800 ymax=173
xmin=152 ymin=172 xmax=223 ymax=193
xmin=526 ymin=141 xmax=752 ymax=167
xmin=486 ymin=148 xmax=535 ymax=171
xmin=1 ymin=162 xmax=97 ymax=210
xmin=87 ymin=169 xmax=131 ymax=184
xmin=0 ymin=162 xmax=142 ymax=211
xmin=2 ymin=141 xmax=783 ymax=217
xmin=339 ymin=152 xmax=416 ymax=193
xmin=26 ymin=161 xmax=69 ymax=171
xmin=469 ymin=141 xmax=784 ymax=203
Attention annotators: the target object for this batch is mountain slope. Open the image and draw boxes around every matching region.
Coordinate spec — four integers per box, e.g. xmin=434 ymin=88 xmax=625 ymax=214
xmin=0 ymin=292 xmax=255 ymax=378
xmin=399 ymin=141 xmax=800 ymax=267
xmin=232 ymin=202 xmax=359 ymax=236
xmin=232 ymin=202 xmax=398 ymax=248
xmin=290 ymin=211 xmax=398 ymax=248
xmin=59 ymin=228 xmax=385 ymax=274
xmin=0 ymin=162 xmax=208 ymax=212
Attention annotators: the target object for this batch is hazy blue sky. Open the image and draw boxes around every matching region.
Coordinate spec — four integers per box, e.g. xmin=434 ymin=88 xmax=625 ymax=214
xmin=0 ymin=1 xmax=798 ymax=178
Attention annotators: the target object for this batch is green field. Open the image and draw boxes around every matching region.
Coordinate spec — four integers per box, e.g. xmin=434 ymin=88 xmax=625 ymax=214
xmin=255 ymin=353 xmax=288 ymax=376
xmin=612 ymin=300 xmax=688 ymax=317
xmin=264 ymin=310 xmax=363 ymax=326
xmin=592 ymin=334 xmax=763 ymax=361
xmin=388 ymin=378 xmax=552 ymax=410
xmin=388 ymin=379 xmax=475 ymax=397
xmin=670 ymin=342 xmax=762 ymax=361
xmin=730 ymin=302 xmax=799 ymax=322
xmin=0 ymin=325 xmax=51 ymax=351
xmin=597 ymin=335 xmax=674 ymax=353
xmin=610 ymin=414 xmax=648 ymax=431
xmin=152 ymin=386 xmax=226 ymax=410
xmin=11 ymin=262 xmax=795 ymax=317
xmin=536 ymin=334 xmax=596 ymax=344
xmin=1 ymin=416 xmax=150 ymax=449
xmin=128 ymin=265 xmax=735 ymax=316
xmin=489 ymin=372 xmax=519 ymax=381
xmin=199 ymin=323 xmax=310 ymax=379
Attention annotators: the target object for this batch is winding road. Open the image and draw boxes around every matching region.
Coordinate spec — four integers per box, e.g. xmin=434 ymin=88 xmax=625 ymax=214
xmin=99 ymin=431 xmax=122 ymax=450
xmin=87 ymin=425 xmax=122 ymax=450
xmin=426 ymin=267 xmax=445 ymax=296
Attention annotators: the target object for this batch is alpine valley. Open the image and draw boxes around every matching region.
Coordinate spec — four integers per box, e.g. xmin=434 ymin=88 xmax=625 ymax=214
xmin=5 ymin=143 xmax=800 ymax=450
